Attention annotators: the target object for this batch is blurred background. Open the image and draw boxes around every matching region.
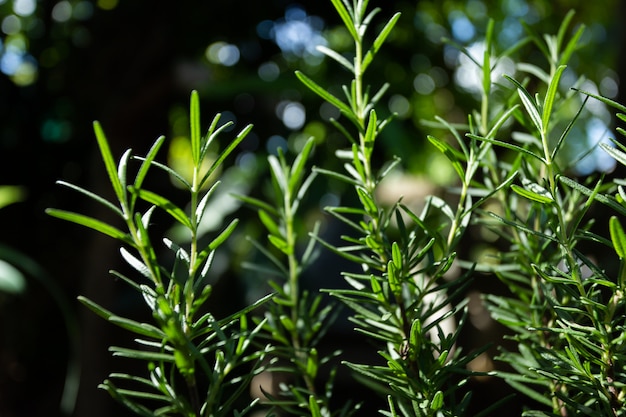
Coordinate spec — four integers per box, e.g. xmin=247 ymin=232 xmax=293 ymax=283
xmin=0 ymin=0 xmax=624 ymax=416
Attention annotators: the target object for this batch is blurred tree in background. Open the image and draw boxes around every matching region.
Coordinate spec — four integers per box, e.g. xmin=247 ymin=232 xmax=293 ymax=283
xmin=0 ymin=0 xmax=624 ymax=416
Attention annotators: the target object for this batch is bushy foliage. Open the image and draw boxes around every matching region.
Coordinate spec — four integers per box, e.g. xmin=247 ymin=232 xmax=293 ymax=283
xmin=47 ymin=1 xmax=626 ymax=416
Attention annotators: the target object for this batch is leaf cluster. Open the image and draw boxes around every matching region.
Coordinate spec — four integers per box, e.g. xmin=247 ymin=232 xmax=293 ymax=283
xmin=47 ymin=92 xmax=270 ymax=417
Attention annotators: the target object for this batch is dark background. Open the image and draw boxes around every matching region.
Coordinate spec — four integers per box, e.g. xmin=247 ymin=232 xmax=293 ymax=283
xmin=0 ymin=0 xmax=624 ymax=416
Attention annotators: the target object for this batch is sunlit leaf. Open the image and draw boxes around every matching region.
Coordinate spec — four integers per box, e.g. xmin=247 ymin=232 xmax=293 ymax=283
xmin=93 ymin=121 xmax=126 ymax=204
xmin=190 ymin=90 xmax=201 ymax=165
xmin=362 ymin=12 xmax=401 ymax=73
xmin=130 ymin=187 xmax=192 ymax=229
xmin=610 ymin=216 xmax=626 ymax=259
xmin=505 ymin=75 xmax=542 ymax=133
xmin=295 ymin=71 xmax=359 ymax=127
xmin=511 ymin=180 xmax=553 ymax=204
xmin=55 ymin=181 xmax=123 ymax=217
xmin=288 ymin=136 xmax=316 ymax=194
xmin=199 ymin=124 xmax=252 ymax=188
xmin=316 ymin=45 xmax=354 ymax=72
xmin=328 ymin=0 xmax=358 ymax=41
xmin=542 ymin=65 xmax=567 ymax=133
xmin=46 ymin=208 xmax=133 ymax=245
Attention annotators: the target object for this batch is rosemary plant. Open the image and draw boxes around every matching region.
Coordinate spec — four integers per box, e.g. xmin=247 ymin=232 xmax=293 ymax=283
xmin=236 ymin=137 xmax=354 ymax=416
xmin=296 ymin=1 xmax=503 ymax=415
xmin=44 ymin=1 xmax=626 ymax=416
xmin=47 ymin=91 xmax=270 ymax=417
xmin=454 ymin=10 xmax=626 ymax=417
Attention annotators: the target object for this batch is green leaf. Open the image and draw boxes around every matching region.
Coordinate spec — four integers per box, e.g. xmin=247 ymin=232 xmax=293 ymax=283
xmin=558 ymin=21 xmax=584 ymax=68
xmin=268 ymin=234 xmax=292 ymax=255
xmin=199 ymin=123 xmax=252 ymax=188
xmin=363 ymin=109 xmax=377 ymax=153
xmin=430 ymin=391 xmax=444 ymax=411
xmin=356 ymin=187 xmax=377 ymax=216
xmin=133 ymin=135 xmax=165 ymax=192
xmin=131 ymin=187 xmax=192 ymax=229
xmin=190 ymin=90 xmax=201 ymax=165
xmin=542 ymin=65 xmax=567 ymax=134
xmin=295 ymin=71 xmax=358 ymax=127
xmin=232 ymin=193 xmax=278 ymax=216
xmin=46 ymin=209 xmax=133 ymax=245
xmin=428 ymin=135 xmax=465 ymax=181
xmin=511 ymin=180 xmax=553 ymax=204
xmin=208 ymin=218 xmax=239 ymax=252
xmin=309 ymin=395 xmax=323 ymax=417
xmin=317 ymin=45 xmax=354 ymax=72
xmin=314 ymin=166 xmax=359 ymax=186
xmin=482 ymin=47 xmax=491 ymax=96
xmin=610 ymin=216 xmax=626 ymax=259
xmin=108 ymin=316 xmax=167 ymax=339
xmin=349 ymin=144 xmax=366 ymax=183
xmin=78 ymin=296 xmax=166 ymax=339
xmin=573 ymin=88 xmax=626 ymax=114
xmin=306 ymin=348 xmax=318 ymax=379
xmin=601 ymin=142 xmax=626 ymax=167
xmin=110 ymin=346 xmax=174 ymax=362
xmin=362 ymin=12 xmax=401 ymax=73
xmin=328 ymin=0 xmax=358 ymax=41
xmin=268 ymin=154 xmax=287 ymax=196
xmin=93 ymin=121 xmax=126 ymax=204
xmin=195 ymin=180 xmax=220 ymax=225
xmin=55 ymin=180 xmax=123 ymax=217
xmin=467 ymin=134 xmax=545 ymax=163
xmin=288 ymin=136 xmax=315 ymax=194
xmin=387 ymin=260 xmax=401 ymax=297
xmin=551 ymin=95 xmax=588 ymax=161
xmin=559 ymin=176 xmax=626 ymax=217
xmin=391 ymin=241 xmax=402 ymax=270
xmin=258 ymin=210 xmax=281 ymax=237
xmin=505 ymin=75 xmax=542 ymax=133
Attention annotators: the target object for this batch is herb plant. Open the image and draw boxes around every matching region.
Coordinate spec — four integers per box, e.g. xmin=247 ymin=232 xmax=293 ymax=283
xmin=46 ymin=1 xmax=626 ymax=416
xmin=47 ymin=92 xmax=272 ymax=417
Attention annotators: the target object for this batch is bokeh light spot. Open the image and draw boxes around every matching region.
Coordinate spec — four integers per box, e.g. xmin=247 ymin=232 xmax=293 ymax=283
xmin=96 ymin=0 xmax=118 ymax=11
xmin=266 ymin=135 xmax=288 ymax=155
xmin=277 ymin=101 xmax=306 ymax=130
xmin=414 ymin=73 xmax=436 ymax=95
xmin=388 ymin=94 xmax=411 ymax=119
xmin=206 ymin=42 xmax=240 ymax=67
xmin=73 ymin=1 xmax=94 ymax=20
xmin=13 ymin=0 xmax=36 ymax=17
xmin=2 ymin=15 xmax=21 ymax=35
xmin=52 ymin=1 xmax=72 ymax=22
xmin=449 ymin=12 xmax=475 ymax=42
xmin=258 ymin=61 xmax=280 ymax=82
